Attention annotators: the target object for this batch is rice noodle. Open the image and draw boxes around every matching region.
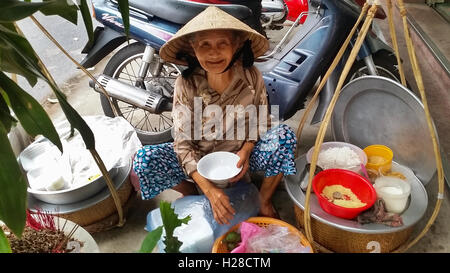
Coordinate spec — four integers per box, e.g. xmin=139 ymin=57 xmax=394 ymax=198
xmin=317 ymin=146 xmax=361 ymax=170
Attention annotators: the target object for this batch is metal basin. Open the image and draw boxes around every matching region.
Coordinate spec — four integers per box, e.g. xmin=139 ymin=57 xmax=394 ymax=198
xmin=285 ymin=155 xmax=428 ymax=234
xmin=27 ymin=167 xmax=119 ymax=205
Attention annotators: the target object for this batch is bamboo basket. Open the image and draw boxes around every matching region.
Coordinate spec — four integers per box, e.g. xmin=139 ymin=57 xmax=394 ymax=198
xmin=211 ymin=217 xmax=313 ymax=253
xmin=294 ymin=206 xmax=413 ymax=253
xmin=59 ymin=178 xmax=133 ymax=233
xmin=294 ymin=1 xmax=445 ymax=253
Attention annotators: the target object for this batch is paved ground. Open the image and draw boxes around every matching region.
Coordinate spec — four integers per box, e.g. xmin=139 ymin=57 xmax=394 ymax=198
xmin=35 ymin=2 xmax=450 ymax=253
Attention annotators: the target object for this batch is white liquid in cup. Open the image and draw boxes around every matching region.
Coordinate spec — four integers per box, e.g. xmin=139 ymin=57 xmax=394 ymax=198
xmin=374 ymin=176 xmax=411 ymax=214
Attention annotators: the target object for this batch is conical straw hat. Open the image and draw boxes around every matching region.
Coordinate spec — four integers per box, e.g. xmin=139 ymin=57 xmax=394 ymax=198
xmin=159 ymin=6 xmax=269 ymax=66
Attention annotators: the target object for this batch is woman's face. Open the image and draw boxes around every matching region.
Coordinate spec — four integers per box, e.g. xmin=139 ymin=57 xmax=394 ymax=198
xmin=190 ymin=30 xmax=238 ymax=74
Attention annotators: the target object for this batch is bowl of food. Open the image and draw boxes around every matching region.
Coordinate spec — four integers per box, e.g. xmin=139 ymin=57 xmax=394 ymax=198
xmin=197 ymin=152 xmax=242 ymax=188
xmin=312 ymin=169 xmax=376 ymax=219
xmin=27 ymin=167 xmax=119 ymax=205
xmin=306 ymin=141 xmax=367 ymax=173
xmin=363 ymin=144 xmax=394 ymax=176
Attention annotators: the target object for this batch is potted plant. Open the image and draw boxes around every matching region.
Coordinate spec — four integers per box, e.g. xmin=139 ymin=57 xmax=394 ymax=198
xmin=139 ymin=201 xmax=191 ymax=253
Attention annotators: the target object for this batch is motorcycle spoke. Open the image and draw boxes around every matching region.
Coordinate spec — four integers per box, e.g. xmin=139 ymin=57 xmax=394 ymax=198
xmin=123 ymin=66 xmax=136 ymax=83
xmin=160 ymin=113 xmax=173 ymax=129
xmin=159 ymin=116 xmax=169 ymax=130
xmin=144 ymin=113 xmax=152 ymax=132
xmin=128 ymin=60 xmax=139 ymax=80
xmin=134 ymin=113 xmax=148 ymax=130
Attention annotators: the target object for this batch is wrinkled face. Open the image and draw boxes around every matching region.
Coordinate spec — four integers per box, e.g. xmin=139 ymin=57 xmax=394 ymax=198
xmin=190 ymin=30 xmax=238 ymax=74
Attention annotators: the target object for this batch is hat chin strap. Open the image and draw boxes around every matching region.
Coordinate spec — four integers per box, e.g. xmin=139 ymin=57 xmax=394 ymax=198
xmin=221 ymin=39 xmax=254 ymax=74
xmin=176 ymin=51 xmax=200 ymax=78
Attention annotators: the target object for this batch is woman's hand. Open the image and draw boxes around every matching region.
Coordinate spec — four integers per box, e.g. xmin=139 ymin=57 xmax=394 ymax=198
xmin=191 ymin=171 xmax=235 ymax=225
xmin=229 ymin=142 xmax=254 ymax=183
xmin=204 ymin=186 xmax=235 ymax=225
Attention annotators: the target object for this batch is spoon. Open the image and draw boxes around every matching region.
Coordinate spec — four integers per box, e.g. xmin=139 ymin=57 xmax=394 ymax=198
xmin=300 ymin=163 xmax=323 ymax=191
xmin=360 ymin=163 xmax=371 ymax=181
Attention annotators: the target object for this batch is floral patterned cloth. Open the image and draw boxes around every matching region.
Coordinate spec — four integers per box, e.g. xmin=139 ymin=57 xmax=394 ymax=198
xmin=133 ymin=124 xmax=297 ymax=200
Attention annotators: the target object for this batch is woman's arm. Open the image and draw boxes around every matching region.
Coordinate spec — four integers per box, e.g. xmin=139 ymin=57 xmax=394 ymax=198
xmin=172 ymin=77 xmax=202 ymax=176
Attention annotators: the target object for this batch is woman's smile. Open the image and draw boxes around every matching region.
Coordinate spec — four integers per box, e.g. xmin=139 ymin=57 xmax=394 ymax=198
xmin=191 ymin=30 xmax=237 ymax=74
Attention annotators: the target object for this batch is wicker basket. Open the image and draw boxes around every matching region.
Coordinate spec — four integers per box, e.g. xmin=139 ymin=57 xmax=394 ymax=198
xmin=294 ymin=206 xmax=413 ymax=253
xmin=211 ymin=217 xmax=314 ymax=253
xmin=59 ymin=178 xmax=133 ymax=232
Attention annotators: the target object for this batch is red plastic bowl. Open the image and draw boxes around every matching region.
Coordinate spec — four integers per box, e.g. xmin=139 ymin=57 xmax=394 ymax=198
xmin=312 ymin=169 xmax=376 ymax=219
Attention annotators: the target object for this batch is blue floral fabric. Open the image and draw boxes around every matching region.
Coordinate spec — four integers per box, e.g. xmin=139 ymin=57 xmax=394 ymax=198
xmin=133 ymin=124 xmax=297 ymax=200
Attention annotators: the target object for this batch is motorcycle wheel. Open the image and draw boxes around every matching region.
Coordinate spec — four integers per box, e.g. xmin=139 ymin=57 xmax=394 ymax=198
xmin=346 ymin=50 xmax=406 ymax=85
xmin=100 ymin=42 xmax=180 ymax=145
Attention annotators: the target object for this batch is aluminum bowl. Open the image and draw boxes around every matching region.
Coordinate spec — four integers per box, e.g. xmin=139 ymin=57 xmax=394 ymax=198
xmin=27 ymin=167 xmax=119 ymax=205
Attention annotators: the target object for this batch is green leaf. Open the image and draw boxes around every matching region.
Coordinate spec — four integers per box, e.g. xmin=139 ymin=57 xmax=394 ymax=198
xmin=0 ymin=228 xmax=12 ymax=253
xmin=79 ymin=0 xmax=94 ymax=50
xmin=0 ymin=91 xmax=17 ymax=132
xmin=0 ymin=46 xmax=39 ymax=87
xmin=117 ymin=0 xmax=129 ymax=38
xmin=139 ymin=226 xmax=163 ymax=253
xmin=47 ymin=81 xmax=95 ymax=150
xmin=163 ymin=236 xmax=183 ymax=253
xmin=0 ymin=72 xmax=62 ymax=152
xmin=0 ymin=0 xmax=50 ymax=22
xmin=0 ymin=23 xmax=44 ymax=86
xmin=160 ymin=201 xmax=191 ymax=239
xmin=40 ymin=0 xmax=79 ymax=25
xmin=0 ymin=122 xmax=27 ymax=238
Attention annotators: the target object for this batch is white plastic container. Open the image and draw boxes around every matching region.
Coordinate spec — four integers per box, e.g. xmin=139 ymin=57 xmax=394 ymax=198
xmin=374 ymin=176 xmax=411 ymax=213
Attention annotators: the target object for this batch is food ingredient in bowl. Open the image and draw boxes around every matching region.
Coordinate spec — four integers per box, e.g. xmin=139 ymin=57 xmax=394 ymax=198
xmin=321 ymin=184 xmax=366 ymax=208
xmin=368 ymin=155 xmax=387 ymax=165
xmin=223 ymin=231 xmax=241 ymax=251
xmin=317 ymin=147 xmax=362 ymax=170
xmin=386 ymin=171 xmax=406 ymax=180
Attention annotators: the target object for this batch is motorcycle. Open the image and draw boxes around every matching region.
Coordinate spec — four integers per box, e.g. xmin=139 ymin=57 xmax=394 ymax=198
xmin=81 ymin=0 xmax=402 ymax=145
xmin=181 ymin=0 xmax=300 ymax=31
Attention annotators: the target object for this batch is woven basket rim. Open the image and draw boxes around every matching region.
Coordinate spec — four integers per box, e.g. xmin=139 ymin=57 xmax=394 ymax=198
xmin=211 ymin=217 xmax=314 ymax=253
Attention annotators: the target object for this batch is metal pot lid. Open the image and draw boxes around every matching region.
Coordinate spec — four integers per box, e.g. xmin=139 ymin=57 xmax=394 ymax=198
xmin=331 ymin=76 xmax=437 ymax=185
xmin=284 ymin=155 xmax=428 ymax=234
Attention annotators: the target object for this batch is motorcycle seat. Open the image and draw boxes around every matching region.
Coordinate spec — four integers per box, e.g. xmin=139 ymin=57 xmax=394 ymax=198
xmin=126 ymin=0 xmax=252 ymax=25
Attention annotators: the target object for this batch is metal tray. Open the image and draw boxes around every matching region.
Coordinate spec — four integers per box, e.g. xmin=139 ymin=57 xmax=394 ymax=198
xmin=284 ymin=154 xmax=428 ymax=234
xmin=331 ymin=76 xmax=437 ymax=185
xmin=28 ymin=159 xmax=132 ymax=214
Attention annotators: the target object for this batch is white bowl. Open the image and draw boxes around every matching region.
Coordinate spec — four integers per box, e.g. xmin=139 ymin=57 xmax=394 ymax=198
xmin=197 ymin=152 xmax=242 ymax=188
xmin=306 ymin=141 xmax=367 ymax=173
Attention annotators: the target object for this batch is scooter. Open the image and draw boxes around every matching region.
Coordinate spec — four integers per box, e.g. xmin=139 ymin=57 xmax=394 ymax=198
xmin=82 ymin=0 xmax=401 ymax=145
xmin=182 ymin=0 xmax=298 ymax=31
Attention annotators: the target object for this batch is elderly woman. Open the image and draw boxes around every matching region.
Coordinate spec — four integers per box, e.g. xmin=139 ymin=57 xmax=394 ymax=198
xmin=133 ymin=6 xmax=297 ymax=224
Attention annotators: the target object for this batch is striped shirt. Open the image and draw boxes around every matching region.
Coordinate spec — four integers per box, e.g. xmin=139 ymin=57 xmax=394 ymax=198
xmin=172 ymin=64 xmax=271 ymax=177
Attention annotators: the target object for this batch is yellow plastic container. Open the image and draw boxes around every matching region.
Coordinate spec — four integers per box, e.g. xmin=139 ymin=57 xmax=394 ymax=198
xmin=363 ymin=145 xmax=393 ymax=175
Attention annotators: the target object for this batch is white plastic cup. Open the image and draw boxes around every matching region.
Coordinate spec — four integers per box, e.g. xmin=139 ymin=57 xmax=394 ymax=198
xmin=374 ymin=176 xmax=411 ymax=213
